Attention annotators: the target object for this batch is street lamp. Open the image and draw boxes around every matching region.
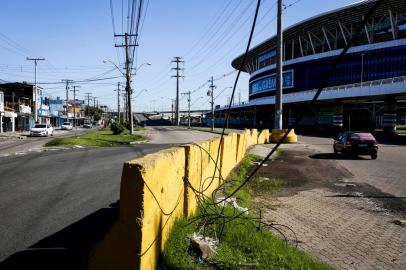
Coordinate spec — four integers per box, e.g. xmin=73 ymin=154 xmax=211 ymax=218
xmin=102 ymin=60 xmax=125 ymax=76
xmin=207 ymin=86 xmax=232 ymax=131
xmin=133 ymin=62 xmax=152 ymax=75
xmin=134 ymin=89 xmax=148 ymax=98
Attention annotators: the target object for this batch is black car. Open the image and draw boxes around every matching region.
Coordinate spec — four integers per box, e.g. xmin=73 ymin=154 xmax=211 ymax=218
xmin=333 ymin=132 xmax=378 ymax=159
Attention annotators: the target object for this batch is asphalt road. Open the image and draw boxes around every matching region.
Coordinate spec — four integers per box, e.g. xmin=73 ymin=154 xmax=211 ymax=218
xmin=0 ymin=127 xmax=90 ymax=157
xmin=0 ymin=126 xmax=216 ymax=267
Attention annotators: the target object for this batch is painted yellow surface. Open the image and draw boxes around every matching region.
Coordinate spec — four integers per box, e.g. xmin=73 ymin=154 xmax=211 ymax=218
xmin=270 ymin=129 xmax=298 ymax=143
xmin=89 ymin=147 xmax=186 ymax=270
xmin=88 ymin=129 xmax=270 ymax=270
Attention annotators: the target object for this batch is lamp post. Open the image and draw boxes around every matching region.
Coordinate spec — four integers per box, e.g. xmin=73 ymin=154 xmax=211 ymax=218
xmin=210 ymin=86 xmax=232 ymax=130
xmin=134 ymin=89 xmax=148 ymax=98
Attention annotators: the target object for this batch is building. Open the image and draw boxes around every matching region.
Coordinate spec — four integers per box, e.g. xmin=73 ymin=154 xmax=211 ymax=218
xmin=49 ymin=97 xmax=65 ymax=127
xmin=215 ymin=0 xmax=406 ymax=133
xmin=0 ymin=83 xmax=35 ymax=132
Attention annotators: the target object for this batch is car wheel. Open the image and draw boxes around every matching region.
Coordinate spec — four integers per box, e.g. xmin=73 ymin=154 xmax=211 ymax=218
xmin=371 ymin=153 xmax=377 ymax=160
xmin=333 ymin=145 xmax=338 ymax=154
xmin=51 ymin=131 xmax=54 ymax=136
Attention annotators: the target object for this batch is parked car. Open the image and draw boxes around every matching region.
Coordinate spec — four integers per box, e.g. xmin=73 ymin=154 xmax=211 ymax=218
xmin=83 ymin=122 xmax=93 ymax=128
xmin=61 ymin=122 xmax=73 ymax=130
xmin=30 ymin=124 xmax=54 ymax=137
xmin=333 ymin=132 xmax=378 ymax=159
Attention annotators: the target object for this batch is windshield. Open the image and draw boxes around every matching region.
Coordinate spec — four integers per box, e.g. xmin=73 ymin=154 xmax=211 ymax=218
xmin=33 ymin=124 xmax=46 ymax=128
xmin=63 ymin=122 xmax=71 ymax=125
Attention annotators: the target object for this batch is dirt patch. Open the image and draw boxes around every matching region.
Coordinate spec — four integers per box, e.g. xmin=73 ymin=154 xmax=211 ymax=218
xmin=251 ymin=145 xmax=406 ymax=216
xmin=255 ymin=148 xmax=352 ymax=197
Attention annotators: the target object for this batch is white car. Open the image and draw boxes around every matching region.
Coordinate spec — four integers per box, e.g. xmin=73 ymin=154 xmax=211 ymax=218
xmin=61 ymin=122 xmax=73 ymax=130
xmin=30 ymin=124 xmax=54 ymax=137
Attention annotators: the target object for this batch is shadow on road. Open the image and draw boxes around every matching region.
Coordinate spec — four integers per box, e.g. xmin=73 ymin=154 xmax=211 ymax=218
xmin=0 ymin=201 xmax=119 ymax=270
xmin=309 ymin=153 xmax=369 ymax=160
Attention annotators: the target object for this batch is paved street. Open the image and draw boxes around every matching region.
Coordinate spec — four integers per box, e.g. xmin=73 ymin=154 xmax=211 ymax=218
xmin=251 ymin=136 xmax=406 ymax=270
xmin=0 ymin=126 xmax=216 ymax=265
xmin=297 ymin=135 xmax=406 ymax=198
xmin=0 ymin=127 xmax=90 ymax=157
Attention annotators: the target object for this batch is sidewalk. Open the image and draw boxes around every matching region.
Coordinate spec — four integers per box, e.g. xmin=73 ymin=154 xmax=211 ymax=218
xmin=0 ymin=131 xmax=29 ymax=139
xmin=249 ymin=143 xmax=406 ymax=270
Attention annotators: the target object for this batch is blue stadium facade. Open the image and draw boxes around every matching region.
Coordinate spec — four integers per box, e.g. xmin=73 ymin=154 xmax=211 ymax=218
xmin=215 ymin=0 xmax=406 ymax=133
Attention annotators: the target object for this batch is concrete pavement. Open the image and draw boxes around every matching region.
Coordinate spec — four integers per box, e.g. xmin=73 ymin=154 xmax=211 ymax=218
xmin=297 ymin=135 xmax=406 ymax=198
xmin=250 ymin=138 xmax=406 ymax=270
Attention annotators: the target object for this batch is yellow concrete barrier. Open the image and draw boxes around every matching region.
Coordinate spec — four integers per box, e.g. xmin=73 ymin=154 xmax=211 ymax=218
xmin=257 ymin=129 xmax=268 ymax=144
xmin=89 ymin=129 xmax=270 ymax=270
xmin=182 ymin=137 xmax=222 ymax=216
xmin=89 ymin=147 xmax=186 ymax=270
xmin=270 ymin=129 xmax=298 ymax=143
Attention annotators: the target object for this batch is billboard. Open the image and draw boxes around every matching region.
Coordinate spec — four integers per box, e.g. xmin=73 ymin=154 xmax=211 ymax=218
xmin=249 ymin=70 xmax=294 ymax=96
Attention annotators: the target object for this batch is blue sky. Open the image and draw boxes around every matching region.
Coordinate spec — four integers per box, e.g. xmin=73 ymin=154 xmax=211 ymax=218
xmin=0 ymin=0 xmax=355 ymax=112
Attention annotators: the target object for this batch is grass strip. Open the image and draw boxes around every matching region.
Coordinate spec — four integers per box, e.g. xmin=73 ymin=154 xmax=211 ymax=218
xmin=160 ymin=154 xmax=333 ymax=270
xmin=45 ymin=128 xmax=146 ymax=147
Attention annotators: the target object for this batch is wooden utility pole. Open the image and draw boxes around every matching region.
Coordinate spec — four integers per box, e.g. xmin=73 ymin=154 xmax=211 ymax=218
xmin=70 ymin=86 xmax=80 ymax=128
xmin=208 ymin=76 xmax=216 ymax=131
xmin=114 ymin=82 xmax=121 ymax=122
xmin=84 ymin=92 xmax=92 ymax=119
xmin=171 ymin=57 xmax=184 ymax=126
xmin=115 ymin=33 xmax=137 ymax=134
xmin=181 ymin=91 xmax=191 ymax=128
xmin=26 ymin=57 xmax=45 ymax=123
xmin=62 ymin=79 xmax=73 ymax=122
xmin=275 ymin=0 xmax=283 ymax=130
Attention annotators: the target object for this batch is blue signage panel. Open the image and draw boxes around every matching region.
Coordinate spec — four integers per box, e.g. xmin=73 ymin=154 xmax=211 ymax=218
xmin=249 ymin=70 xmax=294 ymax=95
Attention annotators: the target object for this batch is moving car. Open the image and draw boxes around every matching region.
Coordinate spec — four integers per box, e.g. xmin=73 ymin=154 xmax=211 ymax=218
xmin=333 ymin=132 xmax=378 ymax=159
xmin=30 ymin=124 xmax=54 ymax=137
xmin=61 ymin=122 xmax=73 ymax=130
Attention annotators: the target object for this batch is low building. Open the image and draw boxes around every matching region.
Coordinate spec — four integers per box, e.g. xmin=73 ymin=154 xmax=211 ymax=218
xmin=0 ymin=83 xmax=35 ymax=132
xmin=49 ymin=97 xmax=65 ymax=127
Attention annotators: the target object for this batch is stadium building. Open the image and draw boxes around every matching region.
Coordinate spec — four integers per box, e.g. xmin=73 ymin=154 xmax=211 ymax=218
xmin=214 ymin=0 xmax=406 ymax=133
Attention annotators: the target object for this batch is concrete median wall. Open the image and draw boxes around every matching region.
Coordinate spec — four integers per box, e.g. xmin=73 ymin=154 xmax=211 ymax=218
xmin=88 ymin=129 xmax=269 ymax=270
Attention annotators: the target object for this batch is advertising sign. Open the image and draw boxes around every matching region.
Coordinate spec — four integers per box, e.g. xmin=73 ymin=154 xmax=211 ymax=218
xmin=249 ymin=70 xmax=294 ymax=96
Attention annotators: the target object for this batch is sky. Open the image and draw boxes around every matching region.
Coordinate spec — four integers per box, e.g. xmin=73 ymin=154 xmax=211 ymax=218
xmin=0 ymin=0 xmax=356 ymax=112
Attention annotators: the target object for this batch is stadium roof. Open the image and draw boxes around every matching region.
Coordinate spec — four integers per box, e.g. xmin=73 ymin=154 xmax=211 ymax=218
xmin=231 ymin=0 xmax=406 ymax=71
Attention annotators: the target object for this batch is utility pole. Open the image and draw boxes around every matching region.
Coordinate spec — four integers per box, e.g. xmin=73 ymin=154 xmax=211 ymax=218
xmin=70 ymin=86 xmax=80 ymax=128
xmin=114 ymin=82 xmax=121 ymax=122
xmin=171 ymin=99 xmax=175 ymax=125
xmin=61 ymin=79 xmax=73 ymax=122
xmin=122 ymin=92 xmax=127 ymax=122
xmin=26 ymin=57 xmax=45 ymax=123
xmin=115 ymin=33 xmax=137 ymax=134
xmin=275 ymin=0 xmax=283 ymax=130
xmin=171 ymin=57 xmax=184 ymax=126
xmin=208 ymin=76 xmax=216 ymax=131
xmin=84 ymin=92 xmax=92 ymax=119
xmin=181 ymin=91 xmax=191 ymax=128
